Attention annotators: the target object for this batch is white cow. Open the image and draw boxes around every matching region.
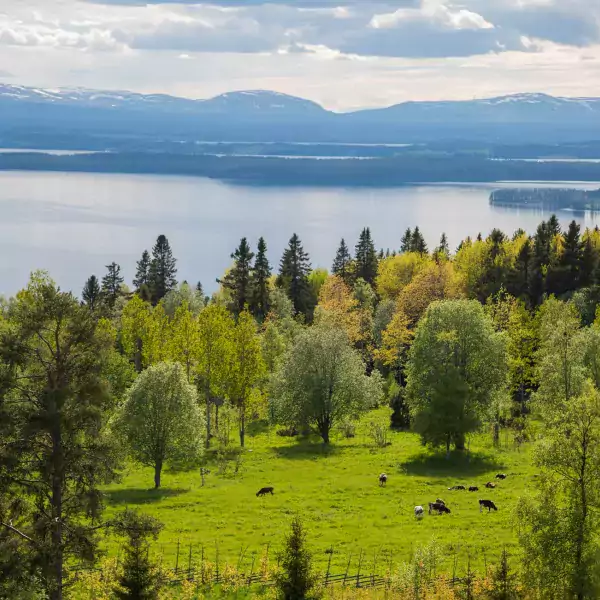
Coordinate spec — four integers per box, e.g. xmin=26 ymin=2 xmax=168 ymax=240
xmin=414 ymin=505 xmax=424 ymax=519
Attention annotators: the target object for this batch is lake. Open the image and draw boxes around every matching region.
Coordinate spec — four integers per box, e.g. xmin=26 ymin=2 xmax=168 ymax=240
xmin=2 ymin=171 xmax=600 ymax=297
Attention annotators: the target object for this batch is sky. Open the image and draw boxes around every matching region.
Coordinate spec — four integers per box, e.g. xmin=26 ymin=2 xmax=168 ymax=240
xmin=1 ymin=0 xmax=599 ymax=110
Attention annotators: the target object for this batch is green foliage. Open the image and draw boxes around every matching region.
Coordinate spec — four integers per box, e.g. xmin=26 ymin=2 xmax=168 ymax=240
xmin=487 ymin=548 xmax=519 ymax=600
xmin=113 ymin=509 xmax=163 ymax=600
xmin=275 ymin=517 xmax=319 ymax=600
xmin=82 ymin=274 xmax=101 ymax=310
xmin=272 ymin=324 xmax=383 ymax=444
xmin=250 ymin=236 xmax=272 ymax=321
xmin=162 ymin=282 xmax=205 ymax=318
xmin=102 ymin=261 xmax=125 ymax=308
xmin=406 ymin=300 xmax=508 ymax=453
xmin=114 ymin=362 xmax=205 ymax=488
xmin=0 ymin=272 xmax=119 ymax=599
xmin=332 ymin=238 xmax=353 ymax=284
xmin=277 ymin=233 xmax=315 ymax=318
xmin=133 ymin=249 xmax=151 ymax=291
xmin=148 ymin=234 xmax=177 ymax=304
xmin=219 ymin=237 xmax=255 ymax=316
xmin=354 ymin=227 xmax=378 ymax=286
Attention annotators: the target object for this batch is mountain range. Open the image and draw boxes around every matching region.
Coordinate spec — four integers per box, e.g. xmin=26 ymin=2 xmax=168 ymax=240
xmin=2 ymin=83 xmax=600 ymax=146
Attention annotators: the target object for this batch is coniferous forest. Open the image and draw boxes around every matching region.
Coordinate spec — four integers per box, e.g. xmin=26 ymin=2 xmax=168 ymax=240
xmin=2 ymin=217 xmax=600 ymax=599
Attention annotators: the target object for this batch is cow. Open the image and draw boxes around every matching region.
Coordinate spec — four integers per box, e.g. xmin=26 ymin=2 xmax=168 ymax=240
xmin=414 ymin=506 xmax=424 ymax=519
xmin=256 ymin=487 xmax=274 ymax=497
xmin=479 ymin=499 xmax=498 ymax=512
xmin=436 ymin=498 xmax=446 ymax=505
xmin=495 ymin=473 xmax=507 ymax=480
xmin=429 ymin=502 xmax=451 ymax=515
xmin=448 ymin=485 xmax=466 ymax=491
xmin=379 ymin=473 xmax=388 ymax=487
xmin=469 ymin=486 xmax=479 ymax=492
xmin=485 ymin=482 xmax=497 ymax=489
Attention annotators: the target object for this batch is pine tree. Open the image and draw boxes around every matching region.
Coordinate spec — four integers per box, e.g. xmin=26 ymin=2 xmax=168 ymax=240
xmin=332 ymin=238 xmax=353 ymax=283
xmin=275 ymin=517 xmax=318 ymax=600
xmin=133 ymin=250 xmax=151 ymax=290
xmin=506 ymin=238 xmax=531 ymax=301
xmin=547 ymin=214 xmax=561 ymax=236
xmin=558 ymin=220 xmax=584 ymax=294
xmin=101 ymin=262 xmax=124 ymax=308
xmin=528 ymin=222 xmax=551 ymax=306
xmin=354 ymin=228 xmax=378 ymax=285
xmin=250 ymin=237 xmax=272 ymax=321
xmin=113 ymin=510 xmax=163 ymax=600
xmin=277 ymin=234 xmax=314 ymax=317
xmin=400 ymin=228 xmax=412 ymax=253
xmin=148 ymin=235 xmax=177 ymax=304
xmin=219 ymin=237 xmax=255 ymax=316
xmin=580 ymin=236 xmax=597 ymax=288
xmin=82 ymin=274 xmax=101 ymax=310
xmin=410 ymin=226 xmax=428 ymax=254
xmin=434 ymin=232 xmax=449 ymax=257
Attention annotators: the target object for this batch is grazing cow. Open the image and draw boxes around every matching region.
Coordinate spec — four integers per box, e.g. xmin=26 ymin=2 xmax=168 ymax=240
xmin=485 ymin=482 xmax=496 ymax=489
xmin=256 ymin=487 xmax=274 ymax=497
xmin=379 ymin=473 xmax=388 ymax=487
xmin=448 ymin=485 xmax=466 ymax=491
xmin=469 ymin=486 xmax=479 ymax=492
xmin=414 ymin=506 xmax=424 ymax=519
xmin=436 ymin=498 xmax=445 ymax=505
xmin=429 ymin=502 xmax=451 ymax=515
xmin=495 ymin=473 xmax=507 ymax=480
xmin=479 ymin=499 xmax=498 ymax=512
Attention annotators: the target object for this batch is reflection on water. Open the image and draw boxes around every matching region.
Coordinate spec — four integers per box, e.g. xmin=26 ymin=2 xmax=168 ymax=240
xmin=2 ymin=171 xmax=600 ymax=296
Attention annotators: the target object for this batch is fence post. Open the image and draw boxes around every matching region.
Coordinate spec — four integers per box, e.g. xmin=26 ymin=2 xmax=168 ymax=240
xmin=325 ymin=547 xmax=333 ymax=587
xmin=175 ymin=538 xmax=180 ymax=575
xmin=356 ymin=549 xmax=363 ymax=588
xmin=343 ymin=553 xmax=352 ymax=587
xmin=188 ymin=543 xmax=193 ymax=581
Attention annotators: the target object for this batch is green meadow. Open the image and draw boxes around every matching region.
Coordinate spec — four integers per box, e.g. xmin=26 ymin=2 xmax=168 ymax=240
xmin=103 ymin=408 xmax=536 ymax=576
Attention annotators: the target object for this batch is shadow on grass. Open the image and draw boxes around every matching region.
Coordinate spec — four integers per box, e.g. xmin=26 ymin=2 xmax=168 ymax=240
xmin=106 ymin=487 xmax=188 ymax=505
xmin=400 ymin=450 xmax=506 ymax=479
xmin=271 ymin=440 xmax=343 ymax=460
xmin=247 ymin=419 xmax=270 ymax=437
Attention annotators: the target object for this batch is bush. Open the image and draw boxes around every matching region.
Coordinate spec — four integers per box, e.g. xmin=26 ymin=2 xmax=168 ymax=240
xmin=368 ymin=422 xmax=391 ymax=448
xmin=339 ymin=420 xmax=356 ymax=439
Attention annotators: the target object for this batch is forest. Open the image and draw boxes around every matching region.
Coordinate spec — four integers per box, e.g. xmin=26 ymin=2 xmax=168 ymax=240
xmin=2 ymin=216 xmax=600 ymax=599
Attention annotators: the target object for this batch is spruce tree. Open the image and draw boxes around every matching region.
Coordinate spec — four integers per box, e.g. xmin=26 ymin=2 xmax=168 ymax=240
xmin=354 ymin=227 xmax=378 ymax=285
xmin=133 ymin=250 xmax=151 ymax=290
xmin=101 ymin=262 xmax=124 ymax=308
xmin=277 ymin=234 xmax=314 ymax=317
xmin=506 ymin=238 xmax=531 ymax=301
xmin=219 ymin=237 xmax=255 ymax=316
xmin=434 ymin=232 xmax=450 ymax=257
xmin=332 ymin=238 xmax=353 ymax=283
xmin=528 ymin=222 xmax=550 ymax=306
xmin=547 ymin=214 xmax=561 ymax=236
xmin=250 ymin=237 xmax=272 ymax=321
xmin=410 ymin=226 xmax=428 ymax=254
xmin=400 ymin=228 xmax=412 ymax=253
xmin=275 ymin=517 xmax=318 ymax=600
xmin=580 ymin=236 xmax=597 ymax=288
xmin=82 ymin=274 xmax=101 ymax=310
xmin=113 ymin=510 xmax=163 ymax=600
xmin=558 ymin=220 xmax=584 ymax=293
xmin=148 ymin=235 xmax=177 ymax=304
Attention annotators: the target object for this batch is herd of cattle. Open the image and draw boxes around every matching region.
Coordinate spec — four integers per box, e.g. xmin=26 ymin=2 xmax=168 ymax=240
xmin=378 ymin=473 xmax=504 ymax=518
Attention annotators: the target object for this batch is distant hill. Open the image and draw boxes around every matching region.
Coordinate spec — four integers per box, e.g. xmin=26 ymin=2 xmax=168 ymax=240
xmin=2 ymin=83 xmax=600 ymax=146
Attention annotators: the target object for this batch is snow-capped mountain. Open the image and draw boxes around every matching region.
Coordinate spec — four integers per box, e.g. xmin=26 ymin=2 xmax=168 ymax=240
xmin=1 ymin=83 xmax=600 ymax=145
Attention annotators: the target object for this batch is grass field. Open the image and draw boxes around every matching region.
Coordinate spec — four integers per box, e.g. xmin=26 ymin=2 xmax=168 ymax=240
xmin=103 ymin=408 xmax=536 ymax=576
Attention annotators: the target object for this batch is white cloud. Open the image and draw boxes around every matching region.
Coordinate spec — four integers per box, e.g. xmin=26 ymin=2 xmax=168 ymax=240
xmin=371 ymin=1 xmax=494 ymax=31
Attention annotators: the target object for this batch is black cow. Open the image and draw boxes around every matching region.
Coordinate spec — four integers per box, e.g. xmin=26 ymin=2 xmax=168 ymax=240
xmin=479 ymin=499 xmax=498 ymax=512
xmin=429 ymin=502 xmax=451 ymax=515
xmin=495 ymin=473 xmax=507 ymax=480
xmin=469 ymin=486 xmax=479 ymax=492
xmin=379 ymin=473 xmax=388 ymax=487
xmin=485 ymin=482 xmax=497 ymax=489
xmin=448 ymin=485 xmax=466 ymax=491
xmin=256 ymin=487 xmax=274 ymax=497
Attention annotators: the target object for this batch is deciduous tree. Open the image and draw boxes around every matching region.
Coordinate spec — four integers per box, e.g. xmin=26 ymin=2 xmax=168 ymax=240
xmin=115 ymin=362 xmax=204 ymax=489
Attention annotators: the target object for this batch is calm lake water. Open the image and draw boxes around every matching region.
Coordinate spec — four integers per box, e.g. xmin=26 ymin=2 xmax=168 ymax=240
xmin=2 ymin=170 xmax=600 ymax=297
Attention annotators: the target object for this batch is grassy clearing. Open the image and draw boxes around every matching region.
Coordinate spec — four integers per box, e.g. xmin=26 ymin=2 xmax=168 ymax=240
xmin=103 ymin=408 xmax=535 ymax=575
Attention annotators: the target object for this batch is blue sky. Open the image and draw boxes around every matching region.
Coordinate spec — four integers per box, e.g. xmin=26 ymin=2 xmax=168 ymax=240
xmin=0 ymin=0 xmax=598 ymax=109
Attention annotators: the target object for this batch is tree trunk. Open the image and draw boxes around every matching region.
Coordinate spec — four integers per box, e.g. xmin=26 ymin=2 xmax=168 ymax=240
xmin=154 ymin=460 xmax=162 ymax=489
xmin=320 ymin=421 xmax=330 ymax=445
xmin=205 ymin=393 xmax=211 ymax=449
xmin=574 ymin=438 xmax=589 ymax=600
xmin=454 ymin=433 xmax=466 ymax=451
xmin=215 ymin=403 xmax=220 ymax=434
xmin=239 ymin=408 xmax=245 ymax=448
xmin=493 ymin=421 xmax=500 ymax=447
xmin=134 ymin=337 xmax=142 ymax=373
xmin=446 ymin=436 xmax=451 ymax=460
xmin=50 ymin=411 xmax=63 ymax=600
